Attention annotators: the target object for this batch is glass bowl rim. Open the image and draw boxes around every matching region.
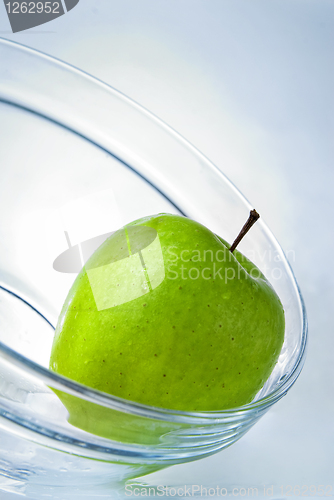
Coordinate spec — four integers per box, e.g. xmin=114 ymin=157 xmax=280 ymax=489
xmin=0 ymin=37 xmax=308 ymax=425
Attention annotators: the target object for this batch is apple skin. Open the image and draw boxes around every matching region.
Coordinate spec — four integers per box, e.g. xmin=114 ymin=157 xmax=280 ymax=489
xmin=50 ymin=213 xmax=284 ymax=413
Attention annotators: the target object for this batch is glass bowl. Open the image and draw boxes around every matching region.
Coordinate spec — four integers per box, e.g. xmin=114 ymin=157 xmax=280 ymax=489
xmin=0 ymin=38 xmax=307 ymax=499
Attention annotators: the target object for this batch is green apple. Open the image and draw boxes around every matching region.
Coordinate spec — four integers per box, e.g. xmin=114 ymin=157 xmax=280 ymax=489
xmin=50 ymin=213 xmax=284 ymax=419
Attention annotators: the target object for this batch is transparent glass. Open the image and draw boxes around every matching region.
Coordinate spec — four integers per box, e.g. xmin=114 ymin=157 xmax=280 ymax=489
xmin=0 ymin=39 xmax=307 ymax=499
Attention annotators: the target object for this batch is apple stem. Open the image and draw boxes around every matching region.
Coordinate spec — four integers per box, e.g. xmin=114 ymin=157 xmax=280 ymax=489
xmin=229 ymin=209 xmax=260 ymax=253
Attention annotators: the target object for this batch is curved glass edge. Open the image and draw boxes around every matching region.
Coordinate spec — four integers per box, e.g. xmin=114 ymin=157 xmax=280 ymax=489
xmin=0 ymin=37 xmax=251 ymax=216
